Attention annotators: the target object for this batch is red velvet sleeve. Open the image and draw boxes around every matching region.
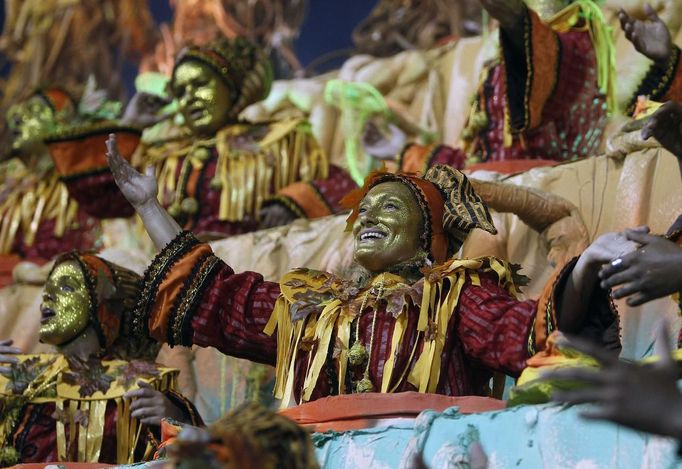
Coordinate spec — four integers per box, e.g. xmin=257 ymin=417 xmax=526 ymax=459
xmin=500 ymin=7 xmax=600 ymax=133
xmin=133 ymin=231 xmax=280 ymax=366
xmin=263 ymin=164 xmax=357 ymax=219
xmin=455 ymin=272 xmax=539 ymax=377
xmin=627 ymin=46 xmax=682 ymax=113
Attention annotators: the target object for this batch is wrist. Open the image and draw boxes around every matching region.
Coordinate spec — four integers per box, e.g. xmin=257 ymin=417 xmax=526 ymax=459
xmin=136 ymin=198 xmax=162 ymax=216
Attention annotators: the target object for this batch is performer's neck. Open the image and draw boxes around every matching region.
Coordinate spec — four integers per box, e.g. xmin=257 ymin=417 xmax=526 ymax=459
xmin=57 ymin=326 xmax=102 ymax=359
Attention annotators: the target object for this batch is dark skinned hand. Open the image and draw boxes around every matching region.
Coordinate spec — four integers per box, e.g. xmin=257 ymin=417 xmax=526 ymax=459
xmin=479 ymin=0 xmax=525 ymax=35
xmin=124 ymin=380 xmax=186 ymax=426
xmin=545 ymin=321 xmax=682 ymax=441
xmin=618 ymin=4 xmax=673 ymax=63
xmin=599 ymin=227 xmax=682 ymax=306
xmin=0 ymin=339 xmax=20 ymax=374
xmin=641 ymin=101 xmax=682 ymax=159
xmin=258 ymin=204 xmax=297 ymax=229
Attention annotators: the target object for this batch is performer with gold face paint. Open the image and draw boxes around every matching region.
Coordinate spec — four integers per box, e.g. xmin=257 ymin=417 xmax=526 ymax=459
xmin=0 ymin=252 xmax=201 ymax=466
xmin=105 ymin=138 xmax=628 ymax=406
xmin=0 ymin=89 xmax=97 ymax=278
xmin=53 ymin=37 xmax=356 ymax=239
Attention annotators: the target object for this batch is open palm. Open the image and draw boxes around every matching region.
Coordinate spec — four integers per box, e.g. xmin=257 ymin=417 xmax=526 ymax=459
xmin=106 ymin=134 xmax=158 ymax=208
xmin=619 ymin=5 xmax=672 ymax=62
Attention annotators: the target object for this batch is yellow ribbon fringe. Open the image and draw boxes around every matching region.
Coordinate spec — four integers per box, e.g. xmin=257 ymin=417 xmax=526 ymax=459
xmin=0 ymin=164 xmax=78 ymax=254
xmin=0 ymin=354 xmax=178 ymax=464
xmin=144 ymin=118 xmax=327 ymax=223
xmin=264 ymin=257 xmax=521 ymax=406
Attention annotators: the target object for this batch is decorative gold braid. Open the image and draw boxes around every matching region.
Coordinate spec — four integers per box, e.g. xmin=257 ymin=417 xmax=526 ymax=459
xmin=132 ymin=231 xmax=199 ymax=339
xmin=169 ymin=254 xmax=220 ymax=346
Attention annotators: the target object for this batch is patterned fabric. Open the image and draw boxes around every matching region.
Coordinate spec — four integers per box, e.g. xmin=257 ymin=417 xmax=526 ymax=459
xmin=1 ymin=354 xmax=201 ymax=465
xmin=263 ymin=165 xmax=358 ymax=219
xmin=464 ymin=9 xmax=607 ymax=163
xmin=7 ymin=393 xmax=200 ymax=464
xmin=628 ymin=46 xmax=682 ymax=113
xmin=142 ymin=119 xmax=328 ymax=239
xmin=11 ymin=210 xmax=99 ymax=263
xmin=136 ymin=233 xmax=549 ymax=404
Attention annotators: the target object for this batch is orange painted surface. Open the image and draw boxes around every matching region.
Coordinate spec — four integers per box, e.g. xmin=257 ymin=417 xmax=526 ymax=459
xmin=280 ymin=392 xmax=505 ymax=432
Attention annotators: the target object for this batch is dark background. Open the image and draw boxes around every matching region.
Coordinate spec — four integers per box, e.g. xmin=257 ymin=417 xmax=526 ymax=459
xmin=0 ymin=0 xmax=376 ymax=95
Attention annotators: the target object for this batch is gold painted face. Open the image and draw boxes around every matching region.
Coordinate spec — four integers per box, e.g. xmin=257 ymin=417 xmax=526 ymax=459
xmin=39 ymin=261 xmax=91 ymax=346
xmin=6 ymin=96 xmax=55 ymax=153
xmin=172 ymin=60 xmax=234 ymax=137
xmin=352 ymin=181 xmax=425 ymax=273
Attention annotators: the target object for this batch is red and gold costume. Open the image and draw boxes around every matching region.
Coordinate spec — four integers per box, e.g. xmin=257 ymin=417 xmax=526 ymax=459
xmin=461 ymin=2 xmax=615 ymax=171
xmin=0 ymin=253 xmax=200 ymax=466
xmin=129 ymin=166 xmax=617 ymax=406
xmin=50 ymin=39 xmax=355 ymax=240
xmin=0 ymin=88 xmax=97 ymax=262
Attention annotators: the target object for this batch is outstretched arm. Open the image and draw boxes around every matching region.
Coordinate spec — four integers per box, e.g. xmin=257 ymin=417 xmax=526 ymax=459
xmin=106 ymin=133 xmax=181 ymax=251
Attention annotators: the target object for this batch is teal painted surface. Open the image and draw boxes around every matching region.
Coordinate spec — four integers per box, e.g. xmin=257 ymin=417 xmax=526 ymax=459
xmin=313 ymin=403 xmax=682 ymax=468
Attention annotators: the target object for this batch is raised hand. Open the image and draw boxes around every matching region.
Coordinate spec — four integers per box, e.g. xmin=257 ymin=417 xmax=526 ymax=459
xmin=641 ymin=101 xmax=682 ymax=159
xmin=546 ymin=321 xmax=682 ymax=441
xmin=0 ymin=339 xmax=20 ymax=374
xmin=362 ymin=121 xmax=405 ymax=161
xmin=599 ymin=228 xmax=682 ymax=306
xmin=124 ymin=380 xmax=186 ymax=426
xmin=106 ymin=133 xmax=158 ymax=209
xmin=619 ymin=4 xmax=673 ymax=63
xmin=120 ymin=92 xmax=172 ymax=128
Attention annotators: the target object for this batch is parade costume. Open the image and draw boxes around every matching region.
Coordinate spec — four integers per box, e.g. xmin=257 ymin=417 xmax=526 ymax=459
xmin=460 ymin=1 xmax=615 ymax=168
xmin=0 ymin=89 xmax=103 ymax=268
xmin=51 ymin=38 xmax=355 ymax=240
xmin=129 ymin=166 xmax=617 ymax=406
xmin=0 ymin=253 xmax=200 ymax=466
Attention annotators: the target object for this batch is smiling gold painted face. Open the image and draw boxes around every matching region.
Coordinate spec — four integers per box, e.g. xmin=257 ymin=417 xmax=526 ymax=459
xmin=352 ymin=181 xmax=426 ymax=273
xmin=172 ymin=60 xmax=234 ymax=137
xmin=39 ymin=260 xmax=91 ymax=346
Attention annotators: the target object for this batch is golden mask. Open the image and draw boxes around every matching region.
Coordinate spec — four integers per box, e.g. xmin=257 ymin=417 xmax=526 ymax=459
xmin=39 ymin=261 xmax=91 ymax=346
xmin=524 ymin=0 xmax=571 ymax=20
xmin=6 ymin=96 xmax=56 ymax=153
xmin=171 ymin=60 xmax=234 ymax=137
xmin=352 ymin=181 xmax=425 ymax=273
